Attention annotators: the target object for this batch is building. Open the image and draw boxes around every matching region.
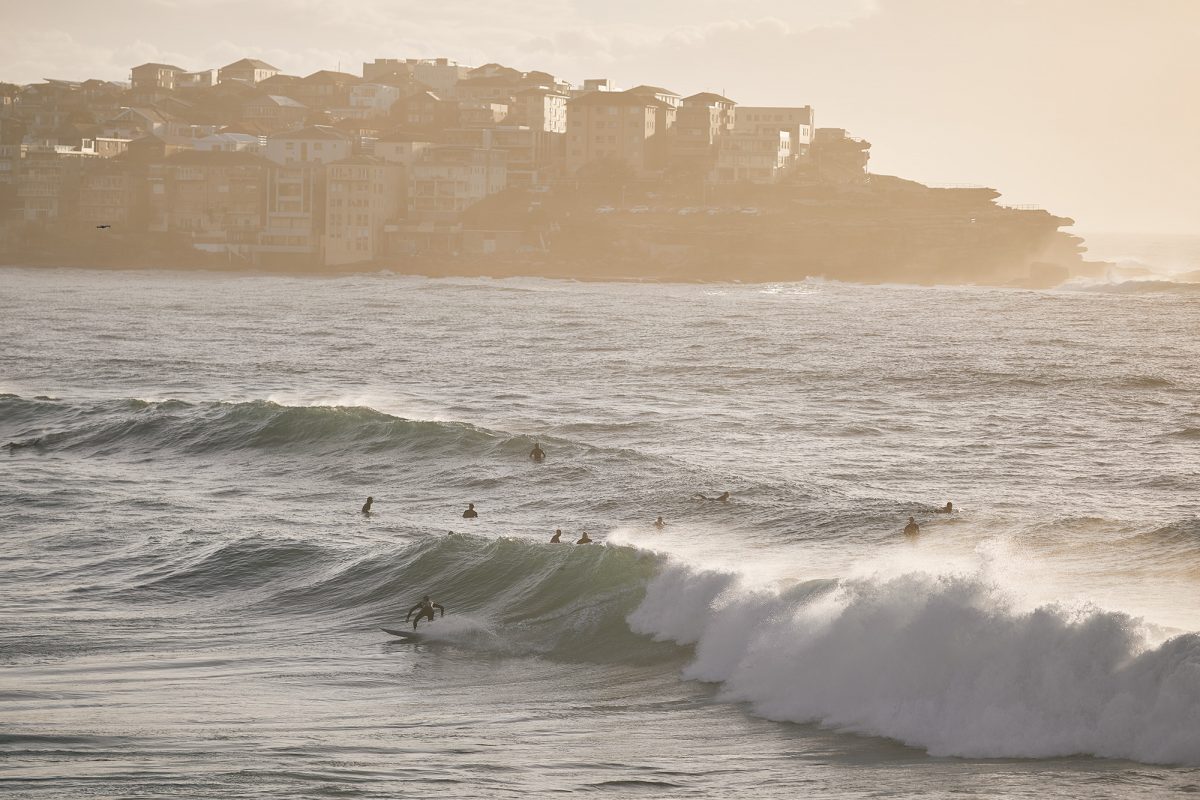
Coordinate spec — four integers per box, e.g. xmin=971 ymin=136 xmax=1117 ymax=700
xmin=291 ymin=71 xmax=361 ymax=111
xmin=735 ymin=106 xmax=814 ymax=159
xmin=392 ymin=91 xmax=460 ymax=132
xmin=178 ymin=69 xmax=218 ymax=90
xmin=580 ymin=78 xmax=616 ymax=93
xmin=130 ymin=63 xmax=185 ymax=99
xmin=16 ymin=146 xmax=92 ymax=223
xmin=512 ymin=88 xmax=568 ymax=134
xmin=672 ymin=92 xmax=737 ymax=173
xmin=146 ymin=150 xmax=269 ymax=255
xmin=711 ymin=129 xmax=791 ymax=184
xmin=445 ymin=126 xmax=553 ymax=187
xmin=257 ymin=126 xmax=354 ymax=262
xmin=194 ymin=132 xmax=264 ymax=153
xmin=239 ymin=94 xmax=307 ymax=132
xmin=348 ymin=83 xmax=403 ymax=117
xmin=324 ymin=156 xmax=405 ymax=265
xmin=361 ymin=58 xmax=470 ymax=97
xmin=627 ymin=85 xmax=682 ymax=109
xmin=565 ymin=90 xmax=672 ymax=177
xmin=373 ymin=129 xmax=437 ymax=169
xmin=263 ymin=125 xmax=352 ymax=165
xmin=459 ymin=102 xmax=509 ymax=128
xmin=409 ymin=146 xmax=506 ymax=223
xmin=219 ymin=58 xmax=280 ymax=86
xmin=76 ymin=157 xmax=134 ymax=229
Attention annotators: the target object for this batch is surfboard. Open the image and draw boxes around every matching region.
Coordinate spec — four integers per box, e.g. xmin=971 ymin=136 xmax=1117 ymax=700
xmin=381 ymin=627 xmax=424 ymax=640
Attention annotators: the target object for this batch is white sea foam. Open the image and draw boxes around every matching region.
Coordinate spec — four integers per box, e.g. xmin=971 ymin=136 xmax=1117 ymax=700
xmin=629 ymin=561 xmax=1200 ymax=765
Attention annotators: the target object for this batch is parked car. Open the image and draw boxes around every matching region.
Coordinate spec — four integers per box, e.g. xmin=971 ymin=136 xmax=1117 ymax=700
xmin=630 ymin=205 xmax=651 ymax=214
xmin=596 ymin=206 xmax=615 ymax=214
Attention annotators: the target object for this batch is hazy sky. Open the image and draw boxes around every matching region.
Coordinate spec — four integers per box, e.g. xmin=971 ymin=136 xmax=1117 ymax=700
xmin=4 ymin=0 xmax=1198 ymax=233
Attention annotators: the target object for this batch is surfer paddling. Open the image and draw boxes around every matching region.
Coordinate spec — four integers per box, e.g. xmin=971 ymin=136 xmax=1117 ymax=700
xmin=405 ymin=595 xmax=445 ymax=629
xmin=935 ymin=501 xmax=953 ymax=513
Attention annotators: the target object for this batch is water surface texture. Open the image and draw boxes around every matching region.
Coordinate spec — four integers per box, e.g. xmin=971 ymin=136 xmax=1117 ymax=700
xmin=2 ymin=267 xmax=1199 ymax=798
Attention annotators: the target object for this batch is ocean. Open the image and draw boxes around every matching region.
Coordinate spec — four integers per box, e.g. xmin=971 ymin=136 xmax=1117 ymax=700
xmin=2 ymin=256 xmax=1199 ymax=798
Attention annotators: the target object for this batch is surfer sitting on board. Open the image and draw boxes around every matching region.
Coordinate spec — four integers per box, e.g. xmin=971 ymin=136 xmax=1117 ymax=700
xmin=903 ymin=517 xmax=920 ymax=538
xmin=654 ymin=516 xmax=666 ymax=529
xmin=530 ymin=442 xmax=545 ymax=462
xmin=405 ymin=595 xmax=445 ymax=629
xmin=576 ymin=531 xmax=593 ymax=544
xmin=361 ymin=496 xmax=373 ymax=514
xmin=934 ymin=501 xmax=953 ymax=513
xmin=462 ymin=503 xmax=478 ymax=519
xmin=550 ymin=529 xmax=562 ymax=543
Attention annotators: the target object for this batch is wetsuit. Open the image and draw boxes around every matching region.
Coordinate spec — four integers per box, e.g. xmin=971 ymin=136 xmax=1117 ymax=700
xmin=406 ymin=599 xmax=445 ymax=629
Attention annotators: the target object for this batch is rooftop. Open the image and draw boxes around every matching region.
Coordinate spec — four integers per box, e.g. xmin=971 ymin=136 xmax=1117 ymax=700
xmin=222 ymin=58 xmax=279 ymax=71
xmin=266 ymin=124 xmax=350 ymax=141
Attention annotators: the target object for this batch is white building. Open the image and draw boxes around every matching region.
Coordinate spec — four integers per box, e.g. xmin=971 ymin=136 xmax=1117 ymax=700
xmin=263 ymin=125 xmax=352 ymax=165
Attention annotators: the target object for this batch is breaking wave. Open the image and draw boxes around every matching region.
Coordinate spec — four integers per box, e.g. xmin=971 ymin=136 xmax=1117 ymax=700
xmin=87 ymin=527 xmax=1200 ymax=766
xmin=630 ymin=562 xmax=1200 ymax=765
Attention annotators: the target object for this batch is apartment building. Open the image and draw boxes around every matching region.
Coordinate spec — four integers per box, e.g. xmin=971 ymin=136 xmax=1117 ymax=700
xmin=673 ymin=92 xmax=737 ymax=170
xmin=512 ymin=88 xmax=568 ymax=134
xmin=324 ymin=156 xmax=405 ymax=266
xmin=147 ymin=150 xmax=269 ymax=252
xmin=76 ymin=158 xmax=134 ymax=229
xmin=130 ymin=63 xmax=184 ymax=100
xmin=17 ymin=147 xmax=91 ymax=223
xmin=409 ymin=146 xmax=506 ymax=223
xmin=565 ymin=90 xmax=672 ymax=177
xmin=735 ymin=106 xmax=814 ymax=159
xmin=711 ymin=129 xmax=791 ymax=184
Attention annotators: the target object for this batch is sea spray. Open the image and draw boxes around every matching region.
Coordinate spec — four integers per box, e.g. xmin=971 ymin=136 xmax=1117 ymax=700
xmin=629 ymin=564 xmax=1200 ymax=765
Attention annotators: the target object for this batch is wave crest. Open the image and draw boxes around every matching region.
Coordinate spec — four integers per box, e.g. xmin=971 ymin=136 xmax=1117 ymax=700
xmin=629 ymin=565 xmax=1200 ymax=765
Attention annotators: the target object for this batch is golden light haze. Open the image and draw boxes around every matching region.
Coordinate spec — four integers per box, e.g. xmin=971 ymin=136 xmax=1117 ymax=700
xmin=4 ymin=0 xmax=1197 ymax=234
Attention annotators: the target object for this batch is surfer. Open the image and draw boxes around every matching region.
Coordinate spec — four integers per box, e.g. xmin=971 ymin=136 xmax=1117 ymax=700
xmin=935 ymin=502 xmax=953 ymax=513
xmin=462 ymin=503 xmax=478 ymax=519
xmin=550 ymin=529 xmax=562 ymax=543
xmin=904 ymin=516 xmax=920 ymax=538
xmin=530 ymin=442 xmax=545 ymax=462
xmin=654 ymin=516 xmax=666 ymax=529
xmin=694 ymin=491 xmax=731 ymax=502
xmin=405 ymin=595 xmax=445 ymax=629
xmin=576 ymin=531 xmax=593 ymax=544
xmin=361 ymin=496 xmax=373 ymax=514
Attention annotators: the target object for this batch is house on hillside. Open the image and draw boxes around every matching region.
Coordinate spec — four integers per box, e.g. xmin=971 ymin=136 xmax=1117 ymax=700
xmin=219 ymin=59 xmax=280 ymax=86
